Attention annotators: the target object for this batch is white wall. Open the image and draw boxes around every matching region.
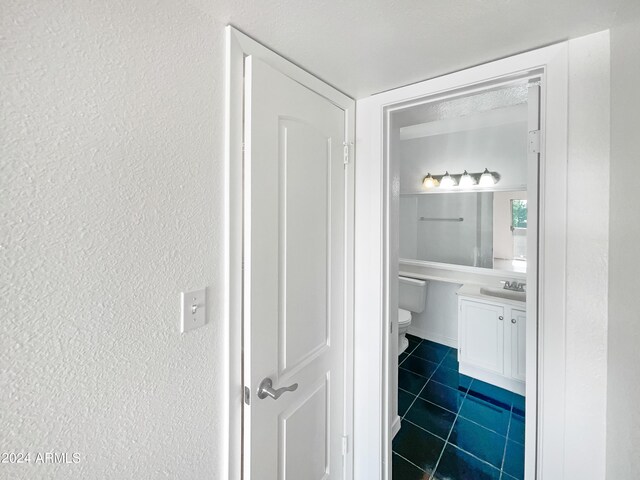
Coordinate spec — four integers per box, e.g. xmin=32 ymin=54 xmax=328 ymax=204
xmin=607 ymin=18 xmax=640 ymax=479
xmin=2 ymin=1 xmax=226 ymax=478
xmin=563 ymin=31 xmax=610 ymax=479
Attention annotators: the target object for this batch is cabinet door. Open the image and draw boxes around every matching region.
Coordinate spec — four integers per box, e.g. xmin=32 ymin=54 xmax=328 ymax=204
xmin=459 ymin=300 xmax=505 ymax=375
xmin=511 ymin=308 xmax=527 ymax=382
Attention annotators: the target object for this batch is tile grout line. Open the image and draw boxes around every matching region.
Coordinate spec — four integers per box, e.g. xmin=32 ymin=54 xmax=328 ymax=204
xmin=401 ymin=418 xmax=450 ymax=443
xmin=401 ymin=344 xmax=451 ymax=421
xmin=399 ymin=365 xmax=434 ymax=381
xmin=399 ymin=339 xmax=524 ymax=478
xmin=393 ymin=451 xmax=430 ymax=475
xmin=499 ymin=404 xmax=514 ymax=478
xmin=453 ymin=392 xmax=513 ymax=437
xmin=393 ymin=344 xmax=452 ymax=475
xmin=428 ymin=374 xmax=471 ymax=480
xmin=398 ymin=340 xmax=440 ymax=421
xmin=444 ymin=441 xmax=505 ymax=475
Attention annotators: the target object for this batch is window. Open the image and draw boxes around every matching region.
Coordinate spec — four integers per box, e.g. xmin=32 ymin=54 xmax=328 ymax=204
xmin=511 ymin=199 xmax=528 ymax=229
xmin=511 ymin=199 xmax=527 ymax=260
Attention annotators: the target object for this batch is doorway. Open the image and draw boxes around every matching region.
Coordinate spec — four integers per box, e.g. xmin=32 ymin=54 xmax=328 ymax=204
xmin=388 ymin=77 xmax=539 ymax=479
xmin=353 ymin=42 xmax=570 ymax=480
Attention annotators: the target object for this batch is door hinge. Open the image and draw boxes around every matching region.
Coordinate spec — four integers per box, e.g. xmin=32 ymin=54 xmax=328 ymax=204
xmin=528 ymin=130 xmax=541 ymax=154
xmin=343 ymin=141 xmax=353 ymax=166
xmin=341 ymin=435 xmax=349 ymax=456
xmin=244 ymin=386 xmax=251 ymax=405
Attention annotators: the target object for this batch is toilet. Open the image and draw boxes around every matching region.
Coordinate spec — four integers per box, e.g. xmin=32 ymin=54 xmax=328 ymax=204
xmin=398 ymin=276 xmax=428 ymax=354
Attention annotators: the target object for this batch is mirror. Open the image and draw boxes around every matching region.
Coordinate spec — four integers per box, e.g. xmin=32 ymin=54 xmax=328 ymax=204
xmin=392 ymin=82 xmax=531 ymax=274
xmin=400 ymin=190 xmax=527 ymax=273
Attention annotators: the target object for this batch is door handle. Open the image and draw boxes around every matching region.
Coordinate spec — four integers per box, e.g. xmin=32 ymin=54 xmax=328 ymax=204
xmin=257 ymin=377 xmax=298 ymax=400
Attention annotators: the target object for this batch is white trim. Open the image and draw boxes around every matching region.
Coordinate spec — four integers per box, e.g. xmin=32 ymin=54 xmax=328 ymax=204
xmin=354 ymin=42 xmax=568 ymax=480
xmin=225 ymin=26 xmax=355 ymax=480
xmin=391 ymin=415 xmax=401 ymax=438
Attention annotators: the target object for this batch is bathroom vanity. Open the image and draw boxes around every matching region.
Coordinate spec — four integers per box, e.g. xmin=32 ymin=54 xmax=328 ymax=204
xmin=456 ymin=284 xmax=526 ymax=395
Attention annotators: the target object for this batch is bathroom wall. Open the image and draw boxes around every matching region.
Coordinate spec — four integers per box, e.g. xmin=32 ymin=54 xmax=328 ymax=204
xmin=408 ymin=281 xmax=461 ymax=347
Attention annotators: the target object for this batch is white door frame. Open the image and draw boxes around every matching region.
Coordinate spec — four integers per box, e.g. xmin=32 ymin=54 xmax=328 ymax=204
xmin=354 ymin=42 xmax=569 ymax=479
xmin=224 ymin=26 xmax=356 ymax=479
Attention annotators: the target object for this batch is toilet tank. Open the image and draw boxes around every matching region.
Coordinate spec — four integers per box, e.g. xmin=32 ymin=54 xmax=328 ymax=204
xmin=399 ymin=276 xmax=428 ymax=313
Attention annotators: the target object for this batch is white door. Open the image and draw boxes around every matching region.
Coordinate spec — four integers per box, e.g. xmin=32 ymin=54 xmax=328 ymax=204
xmin=459 ymin=300 xmax=505 ymax=375
xmin=511 ymin=308 xmax=527 ymax=382
xmin=243 ymin=55 xmax=347 ymax=480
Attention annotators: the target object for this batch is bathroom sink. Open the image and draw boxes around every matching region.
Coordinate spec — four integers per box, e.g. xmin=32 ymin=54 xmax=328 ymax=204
xmin=480 ymin=287 xmax=526 ymax=302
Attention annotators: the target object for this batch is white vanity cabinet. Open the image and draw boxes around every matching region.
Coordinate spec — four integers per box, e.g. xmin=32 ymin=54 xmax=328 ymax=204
xmin=457 ymin=285 xmax=526 ymax=395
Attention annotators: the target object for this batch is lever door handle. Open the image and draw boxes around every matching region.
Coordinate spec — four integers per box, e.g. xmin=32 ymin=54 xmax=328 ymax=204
xmin=257 ymin=377 xmax=298 ymax=400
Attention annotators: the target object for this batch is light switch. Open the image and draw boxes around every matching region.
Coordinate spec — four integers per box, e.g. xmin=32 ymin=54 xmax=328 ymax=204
xmin=181 ymin=288 xmax=206 ymax=333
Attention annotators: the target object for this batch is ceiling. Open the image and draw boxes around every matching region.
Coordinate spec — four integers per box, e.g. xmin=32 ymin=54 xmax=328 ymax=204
xmin=194 ymin=0 xmax=640 ymax=98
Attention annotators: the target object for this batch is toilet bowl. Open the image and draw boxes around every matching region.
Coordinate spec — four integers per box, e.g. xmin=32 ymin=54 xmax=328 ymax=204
xmin=398 ymin=308 xmax=412 ymax=354
xmin=398 ymin=276 xmax=428 ymax=355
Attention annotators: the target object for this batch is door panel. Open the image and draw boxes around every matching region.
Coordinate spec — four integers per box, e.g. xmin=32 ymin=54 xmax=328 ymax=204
xmin=280 ymin=376 xmax=329 ymax=480
xmin=278 ymin=118 xmax=331 ymax=376
xmin=244 ymin=55 xmax=346 ymax=480
xmin=460 ymin=300 xmax=505 ymax=374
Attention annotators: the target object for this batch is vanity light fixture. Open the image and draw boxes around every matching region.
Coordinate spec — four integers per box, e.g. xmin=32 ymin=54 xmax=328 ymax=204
xmin=421 ymin=168 xmax=500 ymax=190
xmin=458 ymin=170 xmax=476 ymax=188
xmin=478 ymin=168 xmax=497 ymax=187
xmin=422 ymin=173 xmax=439 ymax=189
xmin=439 ymin=171 xmax=457 ymax=189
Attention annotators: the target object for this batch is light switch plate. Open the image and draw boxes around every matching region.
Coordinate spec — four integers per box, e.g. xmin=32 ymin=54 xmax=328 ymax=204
xmin=181 ymin=288 xmax=206 ymax=333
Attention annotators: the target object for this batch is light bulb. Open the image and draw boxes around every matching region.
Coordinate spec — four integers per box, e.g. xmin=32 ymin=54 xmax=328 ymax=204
xmin=439 ymin=171 xmax=457 ymax=189
xmin=459 ymin=170 xmax=476 ymax=188
xmin=422 ymin=173 xmax=439 ymax=189
xmin=479 ymin=168 xmax=496 ymax=187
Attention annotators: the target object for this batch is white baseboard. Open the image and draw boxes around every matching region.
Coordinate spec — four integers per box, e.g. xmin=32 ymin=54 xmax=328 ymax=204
xmin=459 ymin=362 xmax=525 ymax=396
xmin=407 ymin=326 xmax=458 ymax=349
xmin=391 ymin=415 xmax=401 ymax=438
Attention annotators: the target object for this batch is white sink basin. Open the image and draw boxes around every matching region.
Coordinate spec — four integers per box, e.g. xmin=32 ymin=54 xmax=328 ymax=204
xmin=480 ymin=287 xmax=526 ymax=302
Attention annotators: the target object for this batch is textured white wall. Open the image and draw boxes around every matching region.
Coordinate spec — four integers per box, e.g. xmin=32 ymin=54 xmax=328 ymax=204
xmin=2 ymin=1 xmax=226 ymax=478
xmin=563 ymin=31 xmax=610 ymax=479
xmin=607 ymin=18 xmax=640 ymax=479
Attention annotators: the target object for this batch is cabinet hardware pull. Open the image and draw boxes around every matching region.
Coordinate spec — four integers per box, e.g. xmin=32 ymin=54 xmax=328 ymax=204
xmin=511 ymin=318 xmax=517 ymax=324
xmin=499 ymin=316 xmax=504 ymax=320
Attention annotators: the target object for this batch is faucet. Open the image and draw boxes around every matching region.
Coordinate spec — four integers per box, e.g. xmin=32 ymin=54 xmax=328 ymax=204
xmin=502 ymin=280 xmax=526 ymax=292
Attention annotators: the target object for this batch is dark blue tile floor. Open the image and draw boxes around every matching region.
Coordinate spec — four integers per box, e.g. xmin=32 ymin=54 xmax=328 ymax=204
xmin=393 ymin=334 xmax=525 ymax=480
